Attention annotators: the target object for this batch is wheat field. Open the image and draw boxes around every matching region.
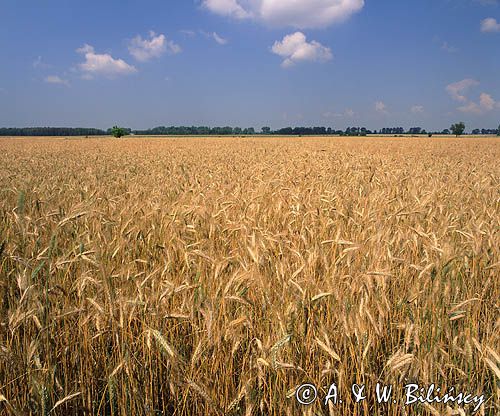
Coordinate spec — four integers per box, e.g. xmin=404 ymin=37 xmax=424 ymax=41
xmin=0 ymin=136 xmax=498 ymax=415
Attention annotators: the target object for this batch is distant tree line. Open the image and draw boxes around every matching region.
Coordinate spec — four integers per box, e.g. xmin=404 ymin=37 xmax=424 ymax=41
xmin=133 ymin=126 xmax=256 ymax=136
xmin=121 ymin=125 xmax=500 ymax=136
xmin=471 ymin=128 xmax=498 ymax=135
xmin=379 ymin=127 xmax=406 ymax=135
xmin=1 ymin=124 xmax=499 ymax=137
xmin=130 ymin=126 xmax=451 ymax=136
xmin=0 ymin=127 xmax=106 ymax=136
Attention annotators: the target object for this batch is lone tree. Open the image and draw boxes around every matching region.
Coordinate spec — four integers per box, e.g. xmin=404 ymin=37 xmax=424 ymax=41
xmin=497 ymin=124 xmax=500 ymax=136
xmin=450 ymin=122 xmax=465 ymax=137
xmin=110 ymin=126 xmax=128 ymax=138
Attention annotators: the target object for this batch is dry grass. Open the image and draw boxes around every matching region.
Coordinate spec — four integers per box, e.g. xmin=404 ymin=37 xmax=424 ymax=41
xmin=0 ymin=135 xmax=498 ymax=415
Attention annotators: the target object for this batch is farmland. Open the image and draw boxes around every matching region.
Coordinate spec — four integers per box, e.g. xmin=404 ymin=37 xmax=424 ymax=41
xmin=0 ymin=136 xmax=499 ymax=415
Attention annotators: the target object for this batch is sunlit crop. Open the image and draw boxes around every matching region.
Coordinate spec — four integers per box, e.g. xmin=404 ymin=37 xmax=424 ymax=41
xmin=0 ymin=136 xmax=498 ymax=415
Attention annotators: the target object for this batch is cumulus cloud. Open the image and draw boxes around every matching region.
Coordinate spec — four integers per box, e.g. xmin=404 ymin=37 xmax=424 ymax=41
xmin=271 ymin=32 xmax=332 ymax=68
xmin=481 ymin=17 xmax=500 ymax=32
xmin=375 ymin=101 xmax=388 ymax=114
xmin=458 ymin=93 xmax=498 ymax=114
xmin=203 ymin=0 xmax=365 ymax=29
xmin=77 ymin=44 xmax=137 ymax=79
xmin=128 ymin=31 xmax=181 ymax=62
xmin=447 ymin=79 xmax=499 ymax=114
xmin=411 ymin=105 xmax=424 ymax=114
xmin=479 ymin=92 xmax=496 ymax=110
xmin=446 ymin=79 xmax=479 ymax=102
xmin=44 ymin=75 xmax=70 ymax=87
xmin=202 ymin=0 xmax=253 ymax=19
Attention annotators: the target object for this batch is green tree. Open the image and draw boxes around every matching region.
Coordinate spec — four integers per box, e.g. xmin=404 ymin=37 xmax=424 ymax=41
xmin=450 ymin=122 xmax=465 ymax=137
xmin=110 ymin=126 xmax=127 ymax=138
xmin=497 ymin=124 xmax=500 ymax=136
xmin=262 ymin=127 xmax=271 ymax=134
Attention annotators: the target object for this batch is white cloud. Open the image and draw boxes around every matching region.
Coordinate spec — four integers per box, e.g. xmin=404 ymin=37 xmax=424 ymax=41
xmin=128 ymin=31 xmax=181 ymax=62
xmin=479 ymin=92 xmax=496 ymax=110
xmin=411 ymin=105 xmax=424 ymax=114
xmin=446 ymin=79 xmax=479 ymax=102
xmin=459 ymin=93 xmax=498 ymax=114
xmin=212 ymin=32 xmax=228 ymax=45
xmin=44 ymin=75 xmax=70 ymax=87
xmin=271 ymin=32 xmax=332 ymax=68
xmin=200 ymin=30 xmax=229 ymax=45
xmin=202 ymin=0 xmax=253 ymax=19
xmin=446 ymin=79 xmax=499 ymax=114
xmin=457 ymin=102 xmax=481 ymax=114
xmin=203 ymin=0 xmax=365 ymax=29
xmin=375 ymin=101 xmax=388 ymax=114
xmin=481 ymin=17 xmax=500 ymax=32
xmin=77 ymin=44 xmax=137 ymax=79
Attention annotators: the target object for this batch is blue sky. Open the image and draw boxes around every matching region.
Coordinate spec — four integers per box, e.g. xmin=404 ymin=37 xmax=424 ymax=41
xmin=1 ymin=0 xmax=499 ymax=131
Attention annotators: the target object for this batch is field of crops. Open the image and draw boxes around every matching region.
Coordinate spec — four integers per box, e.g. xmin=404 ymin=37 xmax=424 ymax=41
xmin=0 ymin=136 xmax=499 ymax=415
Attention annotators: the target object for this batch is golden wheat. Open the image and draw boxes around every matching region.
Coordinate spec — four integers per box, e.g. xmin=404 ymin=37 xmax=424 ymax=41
xmin=0 ymin=135 xmax=498 ymax=415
